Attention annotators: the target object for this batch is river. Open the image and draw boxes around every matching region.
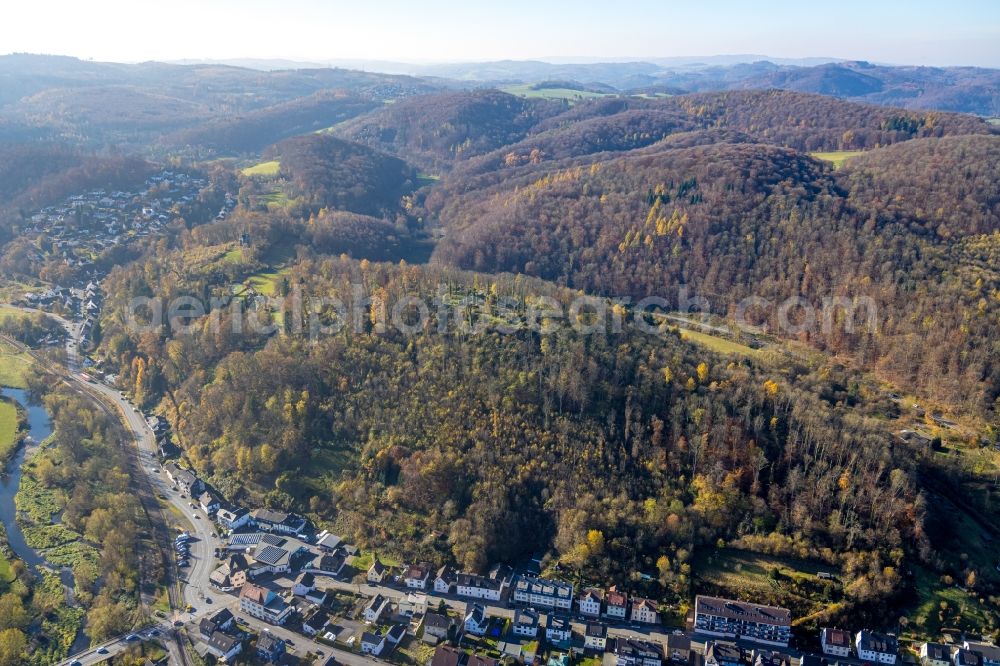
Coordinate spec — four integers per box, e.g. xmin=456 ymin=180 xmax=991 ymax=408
xmin=0 ymin=387 xmax=91 ymax=654
xmin=0 ymin=388 xmax=53 ymax=570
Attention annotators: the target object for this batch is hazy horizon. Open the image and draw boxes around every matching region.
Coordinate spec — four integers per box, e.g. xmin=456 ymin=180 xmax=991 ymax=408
xmin=3 ymin=0 xmax=999 ymax=68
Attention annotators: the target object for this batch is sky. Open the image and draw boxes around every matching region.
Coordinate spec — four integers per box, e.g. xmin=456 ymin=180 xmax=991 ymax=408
xmin=2 ymin=0 xmax=999 ymax=67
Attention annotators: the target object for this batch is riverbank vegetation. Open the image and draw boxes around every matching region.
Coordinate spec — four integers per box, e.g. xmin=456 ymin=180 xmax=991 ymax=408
xmin=0 ymin=381 xmax=149 ymax=664
xmin=0 ymin=398 xmax=21 ymax=466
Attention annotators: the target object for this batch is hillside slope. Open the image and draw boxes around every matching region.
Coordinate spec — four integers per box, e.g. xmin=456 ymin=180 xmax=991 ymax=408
xmin=431 ymin=136 xmax=1000 ymax=415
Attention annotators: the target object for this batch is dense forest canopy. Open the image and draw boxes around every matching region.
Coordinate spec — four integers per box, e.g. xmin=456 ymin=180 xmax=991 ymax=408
xmin=426 ymin=135 xmax=1000 ymax=418
xmin=264 ymin=133 xmax=417 ymax=217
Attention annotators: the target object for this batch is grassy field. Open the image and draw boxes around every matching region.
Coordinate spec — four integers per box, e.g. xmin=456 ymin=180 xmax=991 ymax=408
xmin=906 ymin=565 xmax=996 ymax=638
xmin=0 ymin=398 xmax=21 ymax=464
xmin=810 ymin=150 xmax=865 ymax=169
xmin=0 ymin=338 xmax=33 ymax=389
xmin=678 ymin=327 xmax=761 ymax=356
xmin=693 ymin=548 xmax=843 ymax=624
xmin=245 ymin=268 xmax=288 ymax=297
xmin=501 ymin=84 xmax=612 ymax=100
xmin=241 ymin=159 xmax=281 ymax=177
xmin=222 ymin=246 xmax=245 ymax=263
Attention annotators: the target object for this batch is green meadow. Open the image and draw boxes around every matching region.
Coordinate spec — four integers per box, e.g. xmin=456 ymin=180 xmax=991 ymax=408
xmin=810 ymin=150 xmax=866 ymax=169
xmin=241 ymin=159 xmax=281 ymax=177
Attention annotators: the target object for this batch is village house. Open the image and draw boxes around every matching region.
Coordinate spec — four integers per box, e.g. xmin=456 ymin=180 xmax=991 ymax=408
xmin=433 ymin=646 xmax=467 ymax=666
xmin=630 ymin=597 xmax=659 ymax=625
xmin=694 ymin=596 xmax=791 ymax=647
xmin=198 ymin=490 xmax=221 ymax=515
xmin=399 ymin=591 xmax=428 ymax=616
xmin=512 ymin=576 xmax=574 ymax=610
xmin=363 ymin=594 xmax=392 ymax=623
xmin=579 ymin=588 xmax=604 ymax=617
xmin=251 ymin=508 xmax=307 ymax=535
xmin=205 ymin=631 xmax=242 ymax=662
xmin=606 ymin=587 xmax=628 ymax=619
xmin=302 ymin=609 xmax=331 ymax=637
xmin=705 ymin=642 xmax=743 ymax=666
xmin=435 ymin=565 xmax=457 ymax=593
xmin=921 ymin=643 xmax=952 ymax=666
xmin=256 ymin=632 xmax=286 ymax=663
xmin=368 ymin=558 xmax=388 ymax=583
xmin=456 ymin=572 xmax=506 ymax=601
xmin=821 ymin=628 xmax=853 ymax=658
xmin=665 ymin=634 xmax=691 ymax=663
xmin=165 ymin=463 xmax=204 ymax=496
xmin=404 ymin=562 xmax=432 ymax=589
xmin=216 ymin=506 xmax=251 ymax=531
xmin=292 ymin=572 xmax=315 ymax=597
xmin=464 ymin=603 xmax=489 ymax=636
xmin=239 ymin=583 xmax=292 ymax=625
xmin=585 ymin=623 xmax=608 ymax=651
xmin=490 ymin=564 xmax=516 ymax=586
xmin=245 ymin=533 xmax=312 ymax=578
xmin=956 ymin=650 xmax=985 ymax=666
xmin=546 ymin=615 xmax=572 ymax=643
xmin=423 ymin=612 xmax=455 ymax=643
xmin=209 ymin=553 xmax=249 ymax=591
xmin=305 ymin=551 xmax=347 ymax=577
xmin=856 ymin=631 xmax=899 ymax=665
xmin=964 ymin=642 xmax=1000 ymax=666
xmin=615 ymin=638 xmax=664 ymax=666
xmin=752 ymin=650 xmax=792 ymax=666
xmin=385 ymin=624 xmax=406 ymax=649
xmin=361 ymin=631 xmax=387 ymax=656
xmin=513 ymin=608 xmax=540 ymax=638
xmin=199 ymin=609 xmax=235 ymax=638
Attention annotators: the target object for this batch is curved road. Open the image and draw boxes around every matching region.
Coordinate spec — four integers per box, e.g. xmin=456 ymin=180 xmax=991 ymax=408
xmin=0 ymin=304 xmax=219 ymax=665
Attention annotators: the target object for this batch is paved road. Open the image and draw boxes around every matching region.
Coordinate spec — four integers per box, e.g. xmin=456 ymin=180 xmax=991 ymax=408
xmin=83 ymin=378 xmax=218 ymax=613
xmin=0 ymin=303 xmax=217 ymax=666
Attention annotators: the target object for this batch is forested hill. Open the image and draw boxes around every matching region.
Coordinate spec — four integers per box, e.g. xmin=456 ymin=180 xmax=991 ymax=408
xmin=427 ymin=134 xmax=1000 ymax=418
xmin=162 ymin=91 xmax=380 ymax=155
xmin=332 ymin=89 xmax=568 ymax=171
xmin=333 ymin=89 xmax=992 ymax=174
xmin=98 ymin=253 xmax=950 ymax=629
xmin=264 ymin=133 xmax=417 ymax=217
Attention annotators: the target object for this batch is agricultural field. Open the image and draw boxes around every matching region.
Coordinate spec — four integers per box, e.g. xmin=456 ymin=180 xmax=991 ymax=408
xmin=241 ymin=159 xmax=281 ymax=177
xmin=809 ymin=150 xmax=866 ymax=168
xmin=501 ymin=84 xmax=612 ymax=100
